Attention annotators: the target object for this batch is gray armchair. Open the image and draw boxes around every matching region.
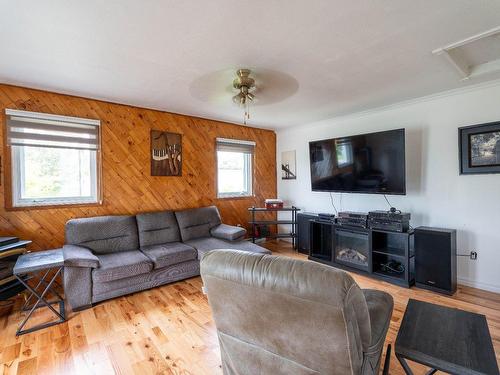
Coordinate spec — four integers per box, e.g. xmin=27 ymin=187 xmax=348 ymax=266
xmin=201 ymin=250 xmax=394 ymax=375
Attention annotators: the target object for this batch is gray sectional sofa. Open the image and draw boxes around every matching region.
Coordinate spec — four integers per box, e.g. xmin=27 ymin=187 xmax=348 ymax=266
xmin=63 ymin=205 xmax=270 ymax=311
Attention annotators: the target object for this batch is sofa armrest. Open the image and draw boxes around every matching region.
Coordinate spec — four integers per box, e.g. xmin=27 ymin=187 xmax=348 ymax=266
xmin=210 ymin=224 xmax=246 ymax=241
xmin=64 ymin=266 xmax=93 ymax=311
xmin=63 ymin=244 xmax=100 ymax=268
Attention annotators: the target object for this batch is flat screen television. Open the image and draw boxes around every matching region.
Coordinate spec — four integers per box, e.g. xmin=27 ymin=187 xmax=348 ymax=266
xmin=309 ymin=128 xmax=406 ymax=195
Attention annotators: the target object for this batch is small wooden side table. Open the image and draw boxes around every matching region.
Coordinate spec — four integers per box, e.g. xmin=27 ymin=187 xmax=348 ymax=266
xmin=13 ymin=249 xmax=65 ymax=336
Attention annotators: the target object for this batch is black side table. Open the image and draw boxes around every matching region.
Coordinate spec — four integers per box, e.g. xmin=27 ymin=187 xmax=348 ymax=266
xmin=396 ymin=299 xmax=499 ymax=375
xmin=13 ymin=249 xmax=66 ymax=336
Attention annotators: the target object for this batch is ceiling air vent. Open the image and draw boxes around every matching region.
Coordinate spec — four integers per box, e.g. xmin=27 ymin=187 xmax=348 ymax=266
xmin=433 ymin=26 xmax=500 ymax=80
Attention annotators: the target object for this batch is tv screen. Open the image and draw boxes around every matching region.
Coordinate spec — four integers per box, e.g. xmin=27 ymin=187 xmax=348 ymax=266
xmin=309 ymin=129 xmax=406 ymax=195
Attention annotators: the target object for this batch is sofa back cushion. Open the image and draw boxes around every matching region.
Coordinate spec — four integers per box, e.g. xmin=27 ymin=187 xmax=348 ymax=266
xmin=175 ymin=206 xmax=222 ymax=241
xmin=65 ymin=215 xmax=139 ymax=254
xmin=136 ymin=211 xmax=181 ymax=248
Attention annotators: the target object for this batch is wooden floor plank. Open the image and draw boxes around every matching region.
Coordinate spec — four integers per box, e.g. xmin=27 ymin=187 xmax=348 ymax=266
xmin=0 ymin=240 xmax=498 ymax=374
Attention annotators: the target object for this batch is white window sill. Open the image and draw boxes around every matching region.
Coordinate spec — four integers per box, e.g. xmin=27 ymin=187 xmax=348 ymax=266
xmin=12 ymin=198 xmax=100 ymax=208
xmin=217 ymin=194 xmax=253 ymax=199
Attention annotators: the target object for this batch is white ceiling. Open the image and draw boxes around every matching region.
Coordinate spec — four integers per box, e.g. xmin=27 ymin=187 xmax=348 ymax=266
xmin=1 ymin=1 xmax=500 ymax=129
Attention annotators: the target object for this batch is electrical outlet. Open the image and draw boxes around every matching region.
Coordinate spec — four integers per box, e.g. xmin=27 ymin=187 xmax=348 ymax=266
xmin=470 ymin=251 xmax=477 ymax=260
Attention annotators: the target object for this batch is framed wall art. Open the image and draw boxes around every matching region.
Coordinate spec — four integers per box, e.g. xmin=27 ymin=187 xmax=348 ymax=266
xmin=459 ymin=121 xmax=500 ymax=175
xmin=151 ymin=130 xmax=182 ymax=176
xmin=281 ymin=150 xmax=296 ymax=180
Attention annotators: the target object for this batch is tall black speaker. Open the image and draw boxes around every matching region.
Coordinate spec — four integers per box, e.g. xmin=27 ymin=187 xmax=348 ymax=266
xmin=297 ymin=213 xmax=319 ymax=255
xmin=415 ymin=226 xmax=457 ymax=295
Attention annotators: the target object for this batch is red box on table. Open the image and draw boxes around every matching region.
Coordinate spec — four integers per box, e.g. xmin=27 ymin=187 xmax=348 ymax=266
xmin=265 ymin=199 xmax=284 ymax=209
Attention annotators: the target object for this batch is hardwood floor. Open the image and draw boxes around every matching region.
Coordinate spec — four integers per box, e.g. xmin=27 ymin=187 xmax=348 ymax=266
xmin=1 ymin=240 xmax=499 ymax=374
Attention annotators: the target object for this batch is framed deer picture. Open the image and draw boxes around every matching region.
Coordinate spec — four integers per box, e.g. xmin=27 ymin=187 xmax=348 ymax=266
xmin=151 ymin=130 xmax=182 ymax=176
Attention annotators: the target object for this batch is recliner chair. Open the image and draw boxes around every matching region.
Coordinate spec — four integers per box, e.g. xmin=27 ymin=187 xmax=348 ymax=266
xmin=201 ymin=250 xmax=393 ymax=375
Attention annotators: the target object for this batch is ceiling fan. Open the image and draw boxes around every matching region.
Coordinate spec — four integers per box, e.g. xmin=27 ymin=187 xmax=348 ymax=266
xmin=232 ymin=69 xmax=256 ymax=124
xmin=188 ymin=67 xmax=298 ymax=124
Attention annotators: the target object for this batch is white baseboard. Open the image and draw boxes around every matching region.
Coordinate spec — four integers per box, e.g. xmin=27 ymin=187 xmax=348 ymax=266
xmin=458 ymin=277 xmax=500 ymax=294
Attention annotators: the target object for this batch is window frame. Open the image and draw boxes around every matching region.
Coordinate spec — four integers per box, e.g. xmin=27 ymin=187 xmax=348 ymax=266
xmin=215 ymin=139 xmax=255 ymax=199
xmin=3 ymin=110 xmax=103 ymax=210
xmin=10 ymin=145 xmax=100 ymax=208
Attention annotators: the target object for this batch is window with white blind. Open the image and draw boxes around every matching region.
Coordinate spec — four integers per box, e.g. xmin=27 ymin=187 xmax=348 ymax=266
xmin=216 ymin=138 xmax=255 ymax=198
xmin=5 ymin=109 xmax=101 ymax=207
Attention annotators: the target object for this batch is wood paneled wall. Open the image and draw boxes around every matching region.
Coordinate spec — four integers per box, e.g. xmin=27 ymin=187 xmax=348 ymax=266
xmin=0 ymin=84 xmax=276 ymax=251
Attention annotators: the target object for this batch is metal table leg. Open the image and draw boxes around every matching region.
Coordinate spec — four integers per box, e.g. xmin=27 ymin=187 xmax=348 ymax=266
xmin=15 ymin=266 xmax=66 ymax=336
xmin=396 ymin=353 xmax=415 ymax=375
xmin=21 ymin=269 xmax=63 ymax=311
xmin=396 ymin=353 xmax=437 ymax=375
xmin=21 ymin=268 xmax=51 ymax=309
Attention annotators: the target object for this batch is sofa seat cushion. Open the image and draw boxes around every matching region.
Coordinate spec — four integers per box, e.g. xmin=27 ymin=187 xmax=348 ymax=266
xmin=184 ymin=237 xmax=271 ymax=260
xmin=93 ymin=250 xmax=153 ymax=283
xmin=141 ymin=242 xmax=197 ymax=269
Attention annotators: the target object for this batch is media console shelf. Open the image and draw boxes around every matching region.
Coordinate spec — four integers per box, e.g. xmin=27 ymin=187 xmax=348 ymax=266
xmin=304 ymin=216 xmax=414 ymax=288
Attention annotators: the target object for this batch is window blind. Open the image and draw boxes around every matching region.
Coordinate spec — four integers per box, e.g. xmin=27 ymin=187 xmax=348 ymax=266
xmin=5 ymin=109 xmax=100 ymax=150
xmin=216 ymin=138 xmax=255 ymax=154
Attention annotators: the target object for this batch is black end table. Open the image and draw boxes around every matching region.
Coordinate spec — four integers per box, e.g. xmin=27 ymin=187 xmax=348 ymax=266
xmin=13 ymin=249 xmax=65 ymax=336
xmin=396 ymin=299 xmax=499 ymax=375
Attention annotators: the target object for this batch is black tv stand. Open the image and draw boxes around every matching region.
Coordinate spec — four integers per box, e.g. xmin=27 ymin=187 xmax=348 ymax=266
xmin=307 ymin=217 xmax=415 ymax=288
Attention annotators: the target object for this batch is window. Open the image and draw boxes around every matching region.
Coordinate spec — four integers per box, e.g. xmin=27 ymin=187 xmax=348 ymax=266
xmin=5 ymin=109 xmax=101 ymax=207
xmin=216 ymin=138 xmax=255 ymax=198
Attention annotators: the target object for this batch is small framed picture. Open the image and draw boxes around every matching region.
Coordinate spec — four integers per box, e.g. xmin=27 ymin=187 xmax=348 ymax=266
xmin=281 ymin=150 xmax=296 ymax=180
xmin=459 ymin=121 xmax=500 ymax=175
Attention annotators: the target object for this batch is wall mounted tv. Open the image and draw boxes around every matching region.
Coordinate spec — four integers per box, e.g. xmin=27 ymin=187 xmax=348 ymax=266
xmin=309 ymin=128 xmax=406 ymax=195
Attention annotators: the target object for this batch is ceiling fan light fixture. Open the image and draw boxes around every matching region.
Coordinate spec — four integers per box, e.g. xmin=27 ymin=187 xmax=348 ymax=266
xmin=232 ymin=91 xmax=247 ymax=105
xmin=232 ymin=68 xmax=256 ymax=124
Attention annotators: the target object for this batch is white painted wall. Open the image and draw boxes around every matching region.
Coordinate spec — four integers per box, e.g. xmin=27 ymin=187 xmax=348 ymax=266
xmin=277 ymin=80 xmax=500 ymax=292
